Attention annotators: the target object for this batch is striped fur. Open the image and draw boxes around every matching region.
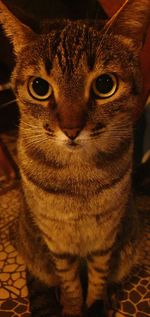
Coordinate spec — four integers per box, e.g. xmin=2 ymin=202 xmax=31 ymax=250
xmin=0 ymin=1 xmax=150 ymax=316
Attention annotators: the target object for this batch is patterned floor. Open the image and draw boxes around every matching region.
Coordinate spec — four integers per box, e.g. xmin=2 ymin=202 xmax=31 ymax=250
xmin=0 ymin=184 xmax=30 ymax=317
xmin=0 ymin=131 xmax=150 ymax=317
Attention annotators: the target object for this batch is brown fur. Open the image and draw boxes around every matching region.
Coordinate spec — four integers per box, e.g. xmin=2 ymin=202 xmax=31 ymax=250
xmin=0 ymin=1 xmax=150 ymax=316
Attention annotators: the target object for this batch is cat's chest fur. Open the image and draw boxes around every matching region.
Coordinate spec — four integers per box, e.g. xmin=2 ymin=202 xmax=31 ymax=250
xmin=21 ymin=155 xmax=130 ymax=257
xmin=29 ymin=202 xmax=118 ymax=257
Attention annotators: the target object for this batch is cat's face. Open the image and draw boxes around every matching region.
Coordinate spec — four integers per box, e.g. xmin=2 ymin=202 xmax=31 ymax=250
xmin=12 ymin=20 xmax=139 ymax=161
xmin=0 ymin=0 xmax=150 ymax=163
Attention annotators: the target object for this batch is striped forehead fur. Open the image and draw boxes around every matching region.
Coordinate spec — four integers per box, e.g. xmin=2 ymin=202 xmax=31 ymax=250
xmin=14 ymin=22 xmax=140 ymax=81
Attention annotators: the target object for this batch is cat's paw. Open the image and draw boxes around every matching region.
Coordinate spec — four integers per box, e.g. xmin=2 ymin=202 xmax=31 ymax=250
xmin=87 ymin=300 xmax=107 ymax=317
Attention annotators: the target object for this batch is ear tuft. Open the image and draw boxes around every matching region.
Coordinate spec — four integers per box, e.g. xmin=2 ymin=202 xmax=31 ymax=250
xmin=105 ymin=0 xmax=150 ymax=50
xmin=0 ymin=0 xmax=36 ymax=54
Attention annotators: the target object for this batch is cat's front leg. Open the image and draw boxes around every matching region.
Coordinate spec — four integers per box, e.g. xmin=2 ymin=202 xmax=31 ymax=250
xmin=26 ymin=270 xmax=61 ymax=317
xmin=52 ymin=254 xmax=83 ymax=317
xmin=86 ymin=249 xmax=111 ymax=317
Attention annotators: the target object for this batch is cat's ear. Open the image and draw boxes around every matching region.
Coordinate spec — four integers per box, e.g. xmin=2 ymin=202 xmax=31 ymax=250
xmin=106 ymin=0 xmax=150 ymax=50
xmin=0 ymin=1 xmax=37 ymax=54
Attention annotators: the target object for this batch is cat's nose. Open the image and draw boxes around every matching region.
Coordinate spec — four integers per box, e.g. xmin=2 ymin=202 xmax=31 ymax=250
xmin=62 ymin=127 xmax=81 ymax=140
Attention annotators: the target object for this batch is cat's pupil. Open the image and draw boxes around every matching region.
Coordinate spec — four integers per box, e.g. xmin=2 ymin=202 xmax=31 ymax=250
xmin=32 ymin=78 xmax=50 ymax=96
xmin=95 ymin=74 xmax=114 ymax=94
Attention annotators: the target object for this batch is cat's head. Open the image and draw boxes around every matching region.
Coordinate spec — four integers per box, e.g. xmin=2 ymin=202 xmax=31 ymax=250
xmin=0 ymin=0 xmax=150 ymax=161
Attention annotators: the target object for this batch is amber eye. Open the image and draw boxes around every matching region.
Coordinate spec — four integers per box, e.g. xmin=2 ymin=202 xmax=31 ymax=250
xmin=92 ymin=73 xmax=118 ymax=99
xmin=28 ymin=77 xmax=52 ymax=100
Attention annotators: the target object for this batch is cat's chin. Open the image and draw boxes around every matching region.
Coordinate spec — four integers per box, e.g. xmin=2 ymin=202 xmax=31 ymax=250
xmin=66 ymin=140 xmax=81 ymax=151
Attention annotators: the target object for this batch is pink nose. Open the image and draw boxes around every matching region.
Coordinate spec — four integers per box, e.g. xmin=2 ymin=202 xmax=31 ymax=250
xmin=62 ymin=127 xmax=82 ymax=140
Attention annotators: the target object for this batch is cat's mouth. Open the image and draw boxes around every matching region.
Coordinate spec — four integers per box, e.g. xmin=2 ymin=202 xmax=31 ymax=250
xmin=66 ymin=140 xmax=80 ymax=149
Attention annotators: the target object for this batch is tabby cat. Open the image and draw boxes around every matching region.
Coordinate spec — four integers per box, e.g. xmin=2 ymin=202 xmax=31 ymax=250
xmin=0 ymin=0 xmax=150 ymax=316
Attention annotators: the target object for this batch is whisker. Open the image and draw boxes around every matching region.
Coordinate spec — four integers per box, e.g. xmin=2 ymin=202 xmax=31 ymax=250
xmin=21 ymin=121 xmax=55 ymax=134
xmin=0 ymin=98 xmax=18 ymax=109
xmin=21 ymin=128 xmax=55 ymax=139
xmin=21 ymin=124 xmax=40 ymax=130
xmin=20 ymin=126 xmax=44 ymax=132
xmin=20 ymin=128 xmax=36 ymax=132
xmin=22 ymin=134 xmax=68 ymax=145
xmin=0 ymin=81 xmax=12 ymax=91
xmin=21 ymin=133 xmax=48 ymax=140
xmin=22 ymin=138 xmax=49 ymax=148
xmin=21 ymin=121 xmax=36 ymax=128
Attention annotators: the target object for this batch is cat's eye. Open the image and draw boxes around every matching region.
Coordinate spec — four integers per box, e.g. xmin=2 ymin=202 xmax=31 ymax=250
xmin=92 ymin=73 xmax=118 ymax=99
xmin=28 ymin=77 xmax=52 ymax=100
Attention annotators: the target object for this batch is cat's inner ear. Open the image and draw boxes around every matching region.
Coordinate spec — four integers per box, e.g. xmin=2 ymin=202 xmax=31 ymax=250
xmin=0 ymin=1 xmax=37 ymax=54
xmin=105 ymin=0 xmax=150 ymax=50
